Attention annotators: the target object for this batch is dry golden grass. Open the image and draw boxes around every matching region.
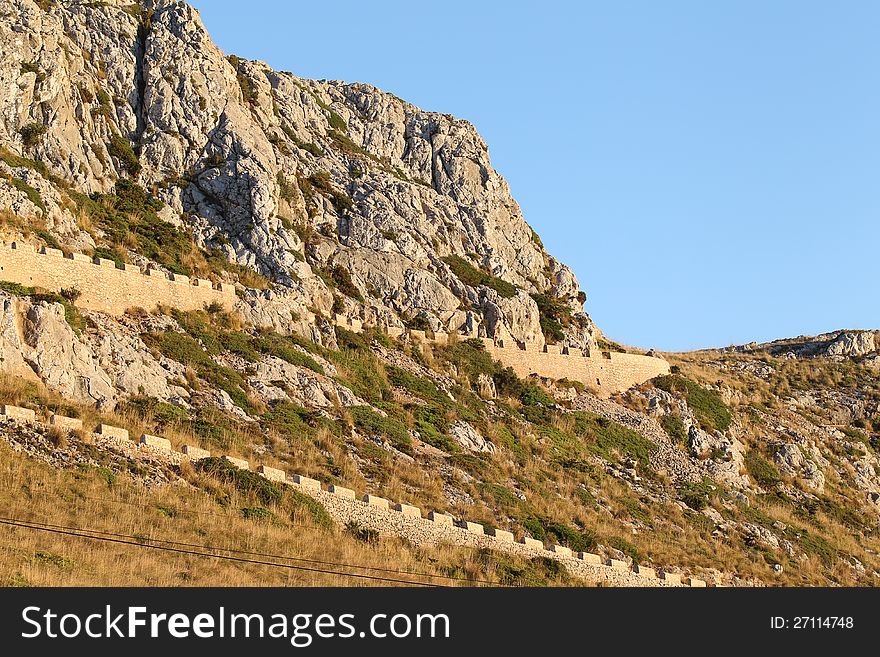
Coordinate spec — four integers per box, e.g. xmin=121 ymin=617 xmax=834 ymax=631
xmin=0 ymin=440 xmax=573 ymax=587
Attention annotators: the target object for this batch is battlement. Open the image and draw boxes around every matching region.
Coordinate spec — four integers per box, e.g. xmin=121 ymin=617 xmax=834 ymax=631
xmin=0 ymin=241 xmax=235 ymax=315
xmin=0 ymin=403 xmax=715 ymax=586
xmin=349 ymin=321 xmax=670 ymax=397
xmin=0 ymin=238 xmax=664 ymax=395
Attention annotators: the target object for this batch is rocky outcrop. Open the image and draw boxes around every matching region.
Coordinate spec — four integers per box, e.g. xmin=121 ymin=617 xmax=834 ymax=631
xmin=726 ymin=329 xmax=879 ymax=361
xmin=22 ymin=301 xmax=116 ymax=407
xmin=0 ymin=0 xmax=595 ymax=350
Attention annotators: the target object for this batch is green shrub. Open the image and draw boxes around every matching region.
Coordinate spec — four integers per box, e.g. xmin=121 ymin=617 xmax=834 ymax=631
xmin=240 ymin=506 xmax=280 ymax=524
xmin=19 ymin=123 xmax=46 ymax=147
xmin=324 ymin=264 xmax=363 ymax=301
xmin=442 ymin=254 xmax=517 ymax=298
xmin=255 ymin=332 xmax=323 ymax=374
xmin=305 ymin=170 xmax=353 ymax=213
xmin=530 ymin=293 xmax=570 ymax=344
xmin=143 ymin=331 xmax=254 ymax=412
xmin=0 ymin=172 xmax=44 ymax=211
xmin=281 ymin=125 xmax=323 ymax=157
xmin=678 ymin=477 xmax=716 ymax=511
xmin=203 ymin=153 xmax=226 ymax=169
xmin=607 ymin=536 xmax=642 ymax=564
xmin=73 ymin=180 xmax=196 ymax=275
xmin=327 ymin=109 xmax=347 ymax=132
xmin=287 ymin=488 xmax=334 ymax=529
xmin=413 ymin=405 xmax=458 ymax=452
xmin=349 ymin=405 xmax=411 ymax=454
xmin=107 ymin=134 xmax=140 ymax=175
xmin=20 ymin=61 xmax=45 ymax=82
xmin=0 ymin=280 xmax=35 ymax=297
xmin=573 ymin=411 xmax=656 ymax=468
xmin=660 ymin=414 xmax=687 ymax=443
xmin=386 ymin=366 xmax=450 ymax=407
xmin=654 ymin=375 xmax=732 ymax=433
xmin=596 ymin=337 xmax=627 ymax=353
xmin=745 ymin=450 xmax=781 ymax=488
xmin=198 ymin=457 xmax=282 ymax=506
xmin=119 ymin=395 xmax=188 ymax=428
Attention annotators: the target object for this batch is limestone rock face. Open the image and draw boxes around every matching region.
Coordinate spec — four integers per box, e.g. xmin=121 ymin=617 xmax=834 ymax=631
xmin=774 ymin=443 xmax=825 ymax=493
xmin=449 ymin=420 xmax=496 ymax=453
xmin=0 ymin=0 xmax=596 ymax=349
xmin=825 ymin=331 xmax=876 ymax=358
xmin=22 ymin=301 xmax=116 ymax=407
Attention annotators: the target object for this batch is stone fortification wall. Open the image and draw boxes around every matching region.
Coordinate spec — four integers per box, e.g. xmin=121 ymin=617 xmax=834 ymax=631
xmin=335 ymin=316 xmax=670 ymax=397
xmin=0 ymin=242 xmax=235 ymax=314
xmin=0 ymin=404 xmax=715 ymax=587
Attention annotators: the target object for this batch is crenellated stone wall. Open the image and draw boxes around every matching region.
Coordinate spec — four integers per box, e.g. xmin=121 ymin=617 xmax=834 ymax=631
xmin=334 ymin=317 xmax=670 ymax=397
xmin=0 ymin=403 xmax=713 ymax=587
xmin=0 ymin=242 xmax=235 ymax=314
xmin=0 ymin=241 xmax=666 ymax=396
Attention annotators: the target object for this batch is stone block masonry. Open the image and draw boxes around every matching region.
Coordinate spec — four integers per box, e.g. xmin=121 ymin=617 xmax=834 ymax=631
xmin=659 ymin=571 xmax=681 ymax=584
xmin=96 ymin=423 xmax=128 ymax=440
xmin=427 ymin=512 xmax=453 ymax=526
xmin=181 ymin=445 xmax=210 ymax=460
xmin=139 ymin=434 xmax=172 ymax=451
xmin=257 ymin=465 xmax=287 ymax=483
xmin=362 ymin=494 xmax=390 ymax=509
xmin=352 ymin=322 xmax=671 ymax=396
xmin=488 ymin=528 xmax=514 ymax=542
xmin=393 ymin=503 xmax=422 ymax=518
xmin=222 ymin=455 xmax=249 ymax=470
xmin=49 ymin=414 xmax=83 ymax=430
xmin=1 ymin=398 xmax=720 ymax=587
xmin=1 ymin=405 xmax=36 ymax=422
xmin=482 ymin=342 xmax=669 ymax=397
xmin=328 ymin=485 xmax=355 ymax=499
xmin=292 ymin=474 xmax=320 ymax=490
xmin=0 ymin=242 xmax=235 ymax=315
xmin=634 ymin=565 xmax=656 ymax=579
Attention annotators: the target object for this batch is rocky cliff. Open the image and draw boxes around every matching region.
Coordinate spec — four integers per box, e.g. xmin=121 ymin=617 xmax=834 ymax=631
xmin=0 ymin=0 xmax=593 ymax=350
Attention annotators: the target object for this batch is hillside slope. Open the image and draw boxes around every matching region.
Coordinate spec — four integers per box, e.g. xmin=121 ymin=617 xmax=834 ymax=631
xmin=0 ymin=0 xmax=878 ymax=588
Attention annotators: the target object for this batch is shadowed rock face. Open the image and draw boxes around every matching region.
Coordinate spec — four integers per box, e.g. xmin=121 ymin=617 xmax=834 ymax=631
xmin=0 ymin=0 xmax=596 ymax=350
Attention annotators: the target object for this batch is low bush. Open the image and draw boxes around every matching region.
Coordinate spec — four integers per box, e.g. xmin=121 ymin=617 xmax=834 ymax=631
xmin=442 ymin=255 xmax=517 ymax=298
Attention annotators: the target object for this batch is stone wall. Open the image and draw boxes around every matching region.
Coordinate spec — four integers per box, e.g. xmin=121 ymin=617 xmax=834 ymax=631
xmin=0 ymin=239 xmax=665 ymax=395
xmin=0 ymin=242 xmax=235 ymax=315
xmin=0 ymin=403 xmax=713 ymax=587
xmin=344 ymin=316 xmax=671 ymax=397
xmin=482 ymin=341 xmax=670 ymax=396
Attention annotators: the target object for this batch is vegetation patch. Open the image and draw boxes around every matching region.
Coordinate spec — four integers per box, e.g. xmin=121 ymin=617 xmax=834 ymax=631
xmin=530 ymin=293 xmax=571 ymax=344
xmin=654 ymin=375 xmax=732 ymax=433
xmin=197 ymin=456 xmax=282 ymax=506
xmin=678 ymin=477 xmax=716 ymax=511
xmin=107 ymin=134 xmax=140 ymax=175
xmin=345 ymin=521 xmax=379 ymax=545
xmin=349 ymin=406 xmax=411 ymax=454
xmin=744 ymin=450 xmax=781 ymax=488
xmin=19 ymin=123 xmax=46 ymax=147
xmin=442 ymin=255 xmax=517 ymax=298
xmin=573 ymin=411 xmax=656 ymax=469
xmin=660 ymin=414 xmax=687 ymax=443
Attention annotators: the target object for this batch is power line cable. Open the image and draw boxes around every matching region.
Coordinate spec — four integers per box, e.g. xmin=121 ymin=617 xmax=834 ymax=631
xmin=9 ymin=514 xmax=502 ymax=586
xmin=0 ymin=516 xmax=442 ymax=587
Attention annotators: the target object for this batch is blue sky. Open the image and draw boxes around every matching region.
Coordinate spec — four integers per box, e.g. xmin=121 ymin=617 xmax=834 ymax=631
xmin=190 ymin=1 xmax=879 ymax=351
